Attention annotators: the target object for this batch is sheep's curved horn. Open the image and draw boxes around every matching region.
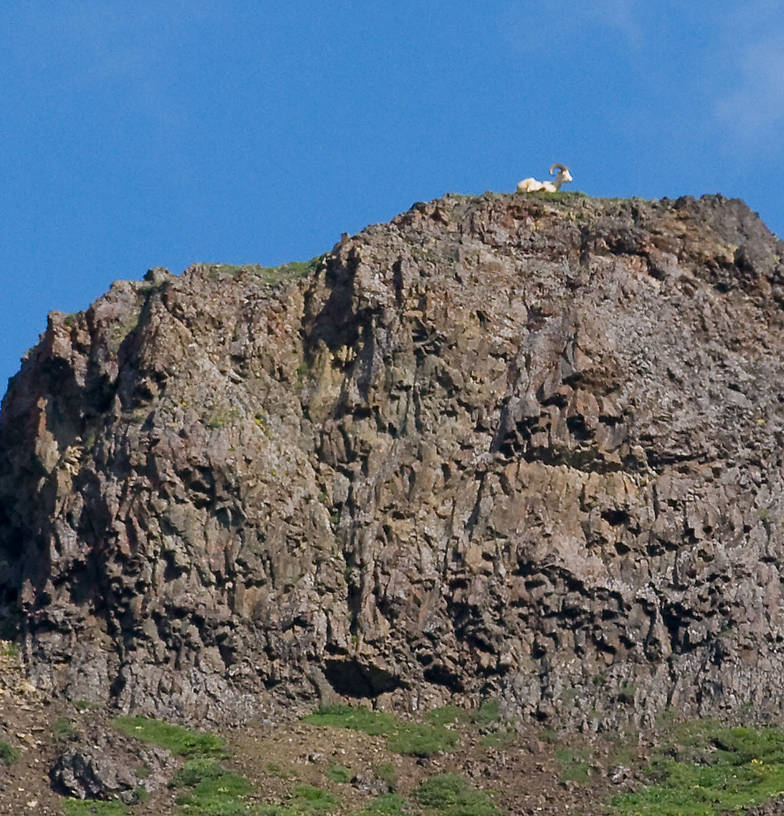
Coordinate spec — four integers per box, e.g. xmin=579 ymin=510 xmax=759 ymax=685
xmin=549 ymin=163 xmax=568 ymax=175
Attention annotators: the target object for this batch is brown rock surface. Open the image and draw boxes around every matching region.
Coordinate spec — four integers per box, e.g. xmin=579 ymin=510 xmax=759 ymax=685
xmin=2 ymin=192 xmax=784 ymax=728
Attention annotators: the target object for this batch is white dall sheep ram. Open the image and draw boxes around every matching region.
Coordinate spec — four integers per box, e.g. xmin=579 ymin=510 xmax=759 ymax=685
xmin=516 ymin=163 xmax=573 ymax=194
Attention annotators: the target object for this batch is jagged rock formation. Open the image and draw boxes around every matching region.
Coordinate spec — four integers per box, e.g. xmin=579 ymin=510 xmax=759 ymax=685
xmin=2 ymin=192 xmax=784 ymax=728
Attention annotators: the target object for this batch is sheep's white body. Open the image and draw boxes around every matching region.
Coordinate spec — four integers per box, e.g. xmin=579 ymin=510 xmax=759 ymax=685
xmin=517 ymin=164 xmax=572 ymax=194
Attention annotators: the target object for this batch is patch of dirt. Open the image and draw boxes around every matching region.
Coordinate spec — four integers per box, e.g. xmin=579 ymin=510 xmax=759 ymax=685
xmin=1 ymin=653 xmax=649 ymax=816
xmin=1 ymin=646 xmax=63 ymax=815
xmin=222 ymin=717 xmax=628 ymax=816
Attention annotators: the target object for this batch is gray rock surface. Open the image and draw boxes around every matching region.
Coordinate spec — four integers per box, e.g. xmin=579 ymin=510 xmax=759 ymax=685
xmin=49 ymin=729 xmax=173 ymax=802
xmin=2 ymin=192 xmax=784 ymax=729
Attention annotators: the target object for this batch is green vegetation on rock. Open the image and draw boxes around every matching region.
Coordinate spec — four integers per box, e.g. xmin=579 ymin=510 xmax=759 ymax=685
xmin=426 ymin=700 xmax=512 ymax=752
xmin=480 ymin=728 xmax=516 ymax=750
xmin=113 ymin=716 xmax=257 ymax=814
xmin=108 ymin=310 xmax=142 ymax=353
xmin=266 ymin=762 xmax=298 ymax=779
xmin=426 ymin=704 xmax=472 ymax=727
xmin=425 ymin=700 xmax=502 ymax=729
xmin=171 ymin=757 xmax=255 ymax=816
xmin=62 ymin=800 xmax=128 ymax=816
xmin=303 ymin=705 xmax=397 ymax=736
xmin=353 ymin=793 xmax=409 ymax=815
xmin=386 ymin=721 xmax=458 ymax=756
xmin=0 ymin=640 xmax=19 ymax=658
xmin=257 ymin=257 xmax=323 ymax=282
xmin=556 ymin=747 xmax=592 ymax=783
xmin=256 ymin=785 xmax=340 ymax=815
xmin=0 ymin=739 xmax=20 ymax=766
xmin=526 ymin=190 xmax=589 ymax=202
xmin=611 ymin=719 xmax=784 ymax=815
xmin=325 ymin=763 xmax=351 ymax=783
xmin=206 ymin=404 xmax=241 ymax=429
xmin=290 ymin=784 xmax=340 ymax=813
xmin=413 ymin=773 xmax=498 ymax=816
xmin=53 ymin=716 xmax=76 ymax=741
xmin=207 ymin=256 xmax=323 ymax=285
xmin=374 ymin=762 xmax=398 ymax=789
xmin=112 ymin=715 xmax=226 ymax=757
xmin=471 ymin=700 xmax=502 ymax=727
xmin=302 ymin=704 xmax=457 ymax=757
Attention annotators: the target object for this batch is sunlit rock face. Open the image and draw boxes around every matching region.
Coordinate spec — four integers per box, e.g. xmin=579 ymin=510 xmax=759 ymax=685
xmin=2 ymin=191 xmax=784 ymax=727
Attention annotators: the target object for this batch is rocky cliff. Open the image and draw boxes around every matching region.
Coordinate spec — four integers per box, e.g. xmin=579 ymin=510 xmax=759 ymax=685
xmin=2 ymin=192 xmax=784 ymax=729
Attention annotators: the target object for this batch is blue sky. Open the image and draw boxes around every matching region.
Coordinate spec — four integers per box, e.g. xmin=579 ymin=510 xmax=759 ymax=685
xmin=2 ymin=1 xmax=784 ymax=395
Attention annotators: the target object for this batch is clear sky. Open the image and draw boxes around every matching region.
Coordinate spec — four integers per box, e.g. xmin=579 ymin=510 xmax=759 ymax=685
xmin=2 ymin=1 xmax=783 ymax=396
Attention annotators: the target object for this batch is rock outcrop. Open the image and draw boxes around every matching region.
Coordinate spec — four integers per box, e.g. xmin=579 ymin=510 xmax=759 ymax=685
xmin=50 ymin=733 xmax=173 ymax=803
xmin=2 ymin=192 xmax=784 ymax=728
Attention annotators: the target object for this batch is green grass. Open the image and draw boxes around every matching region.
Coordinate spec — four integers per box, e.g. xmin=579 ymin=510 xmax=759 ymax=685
xmin=256 ymin=258 xmax=323 ymax=282
xmin=425 ymin=700 xmax=501 ymax=729
xmin=426 ymin=705 xmax=472 ymax=727
xmin=611 ymin=719 xmax=784 ymax=815
xmin=387 ymin=721 xmax=458 ymax=756
xmin=617 ymin=683 xmax=636 ymax=704
xmin=133 ymin=785 xmax=150 ymax=803
xmin=62 ymin=801 xmax=128 ymax=816
xmin=302 ymin=700 xmax=508 ymax=757
xmin=426 ymin=701 xmax=510 ymax=750
xmin=481 ymin=728 xmax=516 ymax=750
xmin=375 ymin=762 xmax=398 ymax=790
xmin=413 ymin=774 xmax=498 ymax=816
xmin=302 ymin=705 xmax=457 ymax=757
xmin=171 ymin=757 xmax=254 ymax=815
xmin=556 ymin=747 xmax=592 ymax=783
xmin=112 ymin=715 xmax=226 ymax=757
xmin=0 ymin=640 xmax=19 ymax=658
xmin=612 ymin=759 xmax=784 ymax=815
xmin=206 ymin=405 xmax=241 ymax=429
xmin=207 ymin=257 xmax=323 ymax=285
xmin=254 ymin=785 xmax=341 ymax=816
xmin=290 ymin=784 xmax=340 ymax=813
xmin=670 ymin=720 xmax=784 ymax=765
xmin=0 ymin=739 xmax=20 ymax=766
xmin=353 ymin=793 xmax=409 ymax=815
xmin=471 ymin=700 xmax=501 ymax=727
xmin=53 ymin=716 xmax=76 ymax=741
xmin=266 ymin=762 xmax=298 ymax=779
xmin=325 ymin=763 xmax=351 ymax=783
xmin=109 ymin=310 xmax=142 ymax=353
xmin=525 ymin=190 xmax=589 ymax=202
xmin=303 ymin=705 xmax=397 ymax=736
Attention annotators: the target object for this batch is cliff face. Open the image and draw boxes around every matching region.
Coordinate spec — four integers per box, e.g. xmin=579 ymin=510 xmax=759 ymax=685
xmin=2 ymin=192 xmax=784 ymax=727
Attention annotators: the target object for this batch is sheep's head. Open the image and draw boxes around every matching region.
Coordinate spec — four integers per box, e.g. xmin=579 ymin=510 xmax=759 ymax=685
xmin=549 ymin=163 xmax=572 ymax=183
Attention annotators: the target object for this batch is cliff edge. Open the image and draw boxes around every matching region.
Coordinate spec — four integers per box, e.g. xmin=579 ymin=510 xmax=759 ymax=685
xmin=2 ymin=192 xmax=784 ymax=728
